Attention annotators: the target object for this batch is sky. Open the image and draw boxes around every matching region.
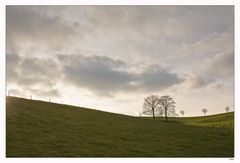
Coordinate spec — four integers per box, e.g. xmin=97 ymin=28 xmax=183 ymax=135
xmin=6 ymin=6 xmax=234 ymax=116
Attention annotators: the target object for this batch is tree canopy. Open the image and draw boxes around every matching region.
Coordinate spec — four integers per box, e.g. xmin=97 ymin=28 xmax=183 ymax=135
xmin=143 ymin=95 xmax=161 ymax=119
xmin=143 ymin=95 xmax=175 ymax=121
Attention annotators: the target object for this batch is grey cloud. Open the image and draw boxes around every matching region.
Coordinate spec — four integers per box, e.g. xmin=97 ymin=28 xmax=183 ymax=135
xmin=135 ymin=65 xmax=183 ymax=92
xmin=177 ymin=31 xmax=233 ymax=59
xmin=7 ymin=6 xmax=233 ymax=56
xmin=25 ymin=87 xmax=61 ymax=98
xmin=59 ymin=55 xmax=134 ymax=96
xmin=81 ymin=6 xmax=233 ymax=38
xmin=6 ymin=53 xmax=61 ymax=97
xmin=176 ymin=6 xmax=233 ymax=41
xmin=17 ymin=57 xmax=60 ymax=87
xmin=6 ymin=6 xmax=81 ymax=52
xmin=183 ymin=71 xmax=228 ymax=92
xmin=6 ymin=6 xmax=233 ymax=97
xmin=6 ymin=53 xmax=21 ymax=84
xmin=83 ymin=6 xmax=233 ymax=49
xmin=206 ymin=52 xmax=234 ymax=78
xmin=20 ymin=57 xmax=59 ymax=78
xmin=185 ymin=74 xmax=212 ymax=90
xmin=83 ymin=6 xmax=233 ymax=63
xmin=7 ymin=53 xmax=183 ymax=98
xmin=168 ymin=30 xmax=233 ymax=79
xmin=206 ymin=82 xmax=222 ymax=92
xmin=59 ymin=54 xmax=183 ymax=96
xmin=6 ymin=6 xmax=234 ymax=80
xmin=179 ymin=51 xmax=233 ymax=91
xmin=9 ymin=87 xmax=61 ymax=99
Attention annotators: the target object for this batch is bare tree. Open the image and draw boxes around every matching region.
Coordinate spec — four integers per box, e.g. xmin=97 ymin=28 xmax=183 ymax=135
xmin=225 ymin=106 xmax=230 ymax=113
xmin=180 ymin=110 xmax=185 ymax=117
xmin=202 ymin=108 xmax=207 ymax=116
xmin=159 ymin=95 xmax=176 ymax=121
xmin=143 ymin=95 xmax=161 ymax=119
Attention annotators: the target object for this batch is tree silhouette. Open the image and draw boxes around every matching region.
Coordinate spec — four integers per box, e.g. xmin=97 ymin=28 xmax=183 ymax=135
xmin=225 ymin=106 xmax=230 ymax=113
xmin=159 ymin=95 xmax=176 ymax=121
xmin=180 ymin=110 xmax=185 ymax=117
xmin=202 ymin=108 xmax=207 ymax=116
xmin=143 ymin=95 xmax=161 ymax=120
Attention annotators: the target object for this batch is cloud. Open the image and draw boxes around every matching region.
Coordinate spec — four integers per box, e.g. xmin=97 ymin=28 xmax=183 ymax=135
xmin=206 ymin=52 xmax=234 ymax=78
xmin=206 ymin=82 xmax=222 ymax=92
xmin=182 ymin=74 xmax=212 ymax=91
xmin=7 ymin=53 xmax=183 ymax=97
xmin=59 ymin=54 xmax=183 ymax=96
xmin=18 ymin=57 xmax=60 ymax=87
xmin=135 ymin=64 xmax=184 ymax=92
xmin=6 ymin=6 xmax=233 ymax=58
xmin=6 ymin=6 xmax=82 ymax=52
xmin=177 ymin=31 xmax=233 ymax=59
xmin=6 ymin=53 xmax=61 ymax=97
xmin=6 ymin=6 xmax=233 ymax=96
xmin=20 ymin=57 xmax=59 ymax=81
xmin=6 ymin=53 xmax=21 ymax=84
xmin=180 ymin=71 xmax=229 ymax=93
xmin=25 ymin=87 xmax=61 ymax=98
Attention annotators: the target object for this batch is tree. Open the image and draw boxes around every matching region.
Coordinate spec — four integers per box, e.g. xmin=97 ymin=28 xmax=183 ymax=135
xmin=159 ymin=95 xmax=176 ymax=121
xmin=180 ymin=110 xmax=185 ymax=117
xmin=202 ymin=108 xmax=207 ymax=116
xmin=225 ymin=106 xmax=230 ymax=113
xmin=143 ymin=95 xmax=161 ymax=119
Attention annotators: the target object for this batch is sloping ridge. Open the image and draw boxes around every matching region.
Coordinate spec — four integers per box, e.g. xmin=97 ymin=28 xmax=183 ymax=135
xmin=6 ymin=96 xmax=234 ymax=157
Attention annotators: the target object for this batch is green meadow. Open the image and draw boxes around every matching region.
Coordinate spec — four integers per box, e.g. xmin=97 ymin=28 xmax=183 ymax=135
xmin=6 ymin=96 xmax=234 ymax=157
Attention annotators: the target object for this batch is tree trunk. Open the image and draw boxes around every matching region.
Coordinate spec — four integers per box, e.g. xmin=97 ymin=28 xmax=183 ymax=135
xmin=152 ymin=108 xmax=155 ymax=120
xmin=165 ymin=108 xmax=168 ymax=121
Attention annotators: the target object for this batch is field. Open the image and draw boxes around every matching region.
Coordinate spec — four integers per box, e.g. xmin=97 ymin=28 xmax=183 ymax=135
xmin=6 ymin=96 xmax=234 ymax=157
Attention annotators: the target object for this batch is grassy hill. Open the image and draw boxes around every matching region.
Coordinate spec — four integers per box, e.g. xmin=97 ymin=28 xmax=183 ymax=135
xmin=6 ymin=96 xmax=234 ymax=157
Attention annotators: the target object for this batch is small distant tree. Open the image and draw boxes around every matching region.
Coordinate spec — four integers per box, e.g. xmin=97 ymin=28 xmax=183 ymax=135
xmin=143 ymin=95 xmax=161 ymax=119
xmin=202 ymin=108 xmax=207 ymax=116
xmin=180 ymin=110 xmax=185 ymax=117
xmin=225 ymin=106 xmax=230 ymax=113
xmin=159 ymin=95 xmax=176 ymax=121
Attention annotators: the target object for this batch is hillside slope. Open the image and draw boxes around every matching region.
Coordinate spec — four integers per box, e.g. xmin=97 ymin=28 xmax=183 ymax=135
xmin=6 ymin=96 xmax=234 ymax=157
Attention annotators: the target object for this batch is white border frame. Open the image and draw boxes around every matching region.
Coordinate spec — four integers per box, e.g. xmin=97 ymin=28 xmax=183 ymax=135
xmin=1 ymin=1 xmax=239 ymax=163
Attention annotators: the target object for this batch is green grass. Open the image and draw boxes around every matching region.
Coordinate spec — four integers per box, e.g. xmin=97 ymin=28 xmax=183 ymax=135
xmin=6 ymin=96 xmax=234 ymax=157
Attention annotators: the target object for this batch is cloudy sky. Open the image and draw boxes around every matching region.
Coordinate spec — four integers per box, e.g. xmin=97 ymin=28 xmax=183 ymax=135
xmin=6 ymin=6 xmax=234 ymax=116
